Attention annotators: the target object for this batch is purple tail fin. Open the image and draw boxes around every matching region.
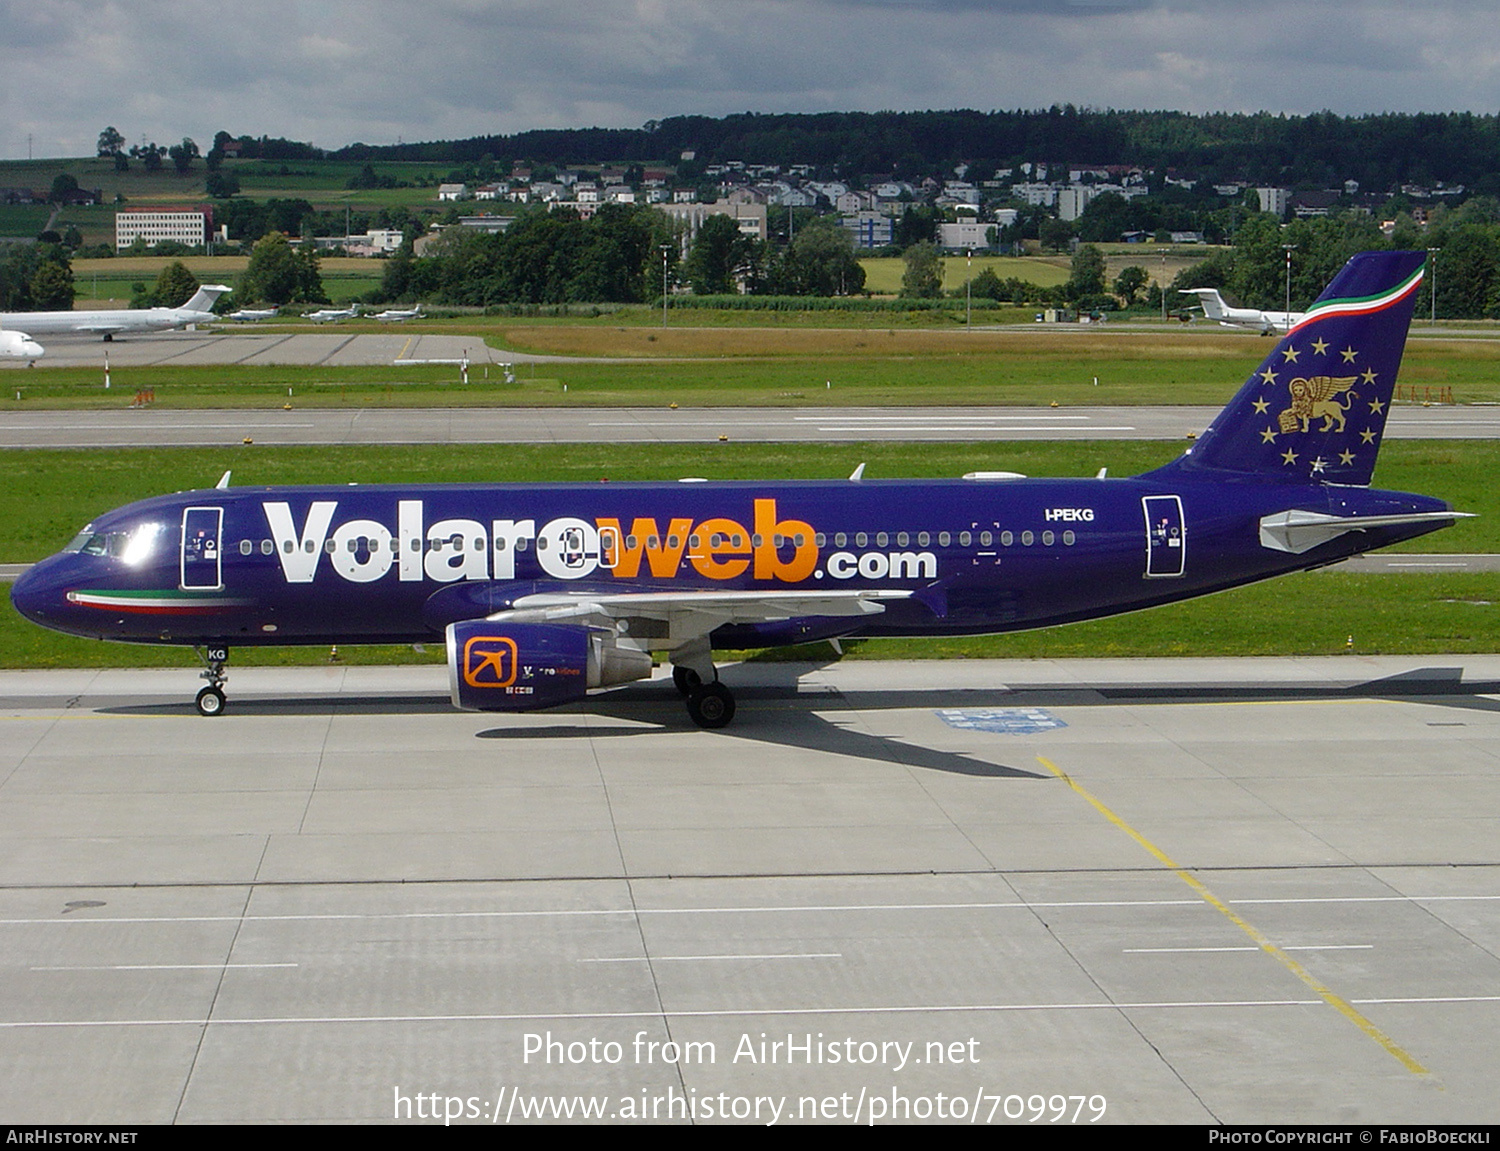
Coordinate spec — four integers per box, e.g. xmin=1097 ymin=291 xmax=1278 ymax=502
xmin=1149 ymin=250 xmax=1426 ymax=486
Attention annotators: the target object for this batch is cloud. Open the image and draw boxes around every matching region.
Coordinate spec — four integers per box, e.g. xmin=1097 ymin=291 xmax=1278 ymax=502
xmin=5 ymin=0 xmax=1500 ymax=157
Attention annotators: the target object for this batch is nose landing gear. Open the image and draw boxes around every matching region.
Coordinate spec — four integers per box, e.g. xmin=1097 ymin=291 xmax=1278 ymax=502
xmin=193 ymin=645 xmax=229 ymax=716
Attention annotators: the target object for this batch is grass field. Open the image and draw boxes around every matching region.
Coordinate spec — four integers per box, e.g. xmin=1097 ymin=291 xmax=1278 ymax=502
xmin=7 ymin=324 xmax=1500 ymax=408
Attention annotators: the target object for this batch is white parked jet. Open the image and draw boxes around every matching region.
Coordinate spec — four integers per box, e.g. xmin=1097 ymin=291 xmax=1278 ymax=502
xmin=306 ymin=304 xmax=360 ymax=323
xmin=374 ymin=305 xmax=422 ymax=322
xmin=226 ymin=307 xmax=279 ymax=322
xmin=0 ymin=285 xmax=231 ymax=342
xmin=0 ymin=328 xmax=44 ymax=359
xmin=1179 ymin=288 xmax=1304 ymax=335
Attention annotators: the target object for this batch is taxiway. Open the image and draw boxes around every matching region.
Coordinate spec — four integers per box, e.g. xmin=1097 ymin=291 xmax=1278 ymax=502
xmin=1 ymin=656 xmax=1497 ymax=1124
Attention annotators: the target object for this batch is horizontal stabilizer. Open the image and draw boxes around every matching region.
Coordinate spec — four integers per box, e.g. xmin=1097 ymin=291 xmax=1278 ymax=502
xmin=1259 ymin=508 xmax=1471 ymax=554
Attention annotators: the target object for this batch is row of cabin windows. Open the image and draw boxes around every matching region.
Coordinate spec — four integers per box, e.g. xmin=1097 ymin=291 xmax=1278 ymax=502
xmin=236 ymin=528 xmax=1079 ymax=558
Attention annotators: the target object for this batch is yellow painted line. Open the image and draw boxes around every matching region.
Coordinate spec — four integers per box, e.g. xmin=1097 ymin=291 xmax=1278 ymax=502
xmin=1035 ymin=754 xmax=1431 ymax=1077
xmin=396 ymin=335 xmax=414 ymax=361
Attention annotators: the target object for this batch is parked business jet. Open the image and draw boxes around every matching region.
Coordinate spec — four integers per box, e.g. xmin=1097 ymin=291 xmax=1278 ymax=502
xmin=12 ymin=252 xmax=1461 ymax=727
xmin=226 ymin=307 xmax=279 ymax=323
xmin=306 ymin=304 xmax=360 ymax=323
xmin=374 ymin=305 xmax=422 ymax=323
xmin=0 ymin=328 xmax=44 ymax=359
xmin=0 ymin=285 xmax=231 ymax=341
xmin=1179 ymin=287 xmax=1304 ymax=335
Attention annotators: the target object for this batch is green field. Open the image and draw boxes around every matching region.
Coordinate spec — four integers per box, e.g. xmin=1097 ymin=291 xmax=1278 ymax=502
xmin=9 ymin=325 xmax=1500 ymax=408
xmin=860 ymin=254 xmax=1072 ymax=294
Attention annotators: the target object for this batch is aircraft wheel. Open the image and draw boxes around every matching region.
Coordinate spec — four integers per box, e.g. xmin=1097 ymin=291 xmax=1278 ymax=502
xmin=672 ymin=665 xmax=702 ymax=696
xmin=195 ymin=686 xmax=226 ymax=717
xmin=686 ymin=682 xmax=735 ymax=729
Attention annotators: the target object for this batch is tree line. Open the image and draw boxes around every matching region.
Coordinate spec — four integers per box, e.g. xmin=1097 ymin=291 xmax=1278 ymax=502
xmin=331 ymin=108 xmax=1500 ymax=194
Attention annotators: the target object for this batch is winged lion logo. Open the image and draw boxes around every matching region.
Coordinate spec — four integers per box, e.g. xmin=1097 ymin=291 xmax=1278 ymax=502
xmin=1278 ymin=375 xmax=1359 ymax=434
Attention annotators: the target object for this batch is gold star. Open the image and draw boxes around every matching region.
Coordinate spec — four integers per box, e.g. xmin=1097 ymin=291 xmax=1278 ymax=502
xmin=1341 ymin=346 xmax=1358 ymax=363
xmin=1339 ymin=450 xmax=1356 ymax=465
xmin=1361 ymin=368 xmax=1377 ymax=385
xmin=1281 ymin=448 xmax=1298 ymax=466
xmin=1310 ymin=457 xmax=1327 ymax=473
xmin=1360 ymin=428 xmax=1377 ymax=443
xmin=1368 ymin=397 xmax=1385 ymax=414
xmin=1282 ymin=345 xmax=1300 ymax=363
xmin=1311 ymin=338 xmax=1329 ymax=355
xmin=1260 ymin=427 xmax=1277 ymax=443
xmin=1253 ymin=397 xmax=1270 ymax=413
xmin=1260 ymin=368 xmax=1278 ymax=386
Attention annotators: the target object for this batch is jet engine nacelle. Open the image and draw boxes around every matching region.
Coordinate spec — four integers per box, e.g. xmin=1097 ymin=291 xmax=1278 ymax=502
xmin=445 ymin=619 xmax=653 ymax=712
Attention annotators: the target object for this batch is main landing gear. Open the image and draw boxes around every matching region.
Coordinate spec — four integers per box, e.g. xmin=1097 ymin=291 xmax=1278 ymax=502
xmin=671 ymin=659 xmax=736 ymax=730
xmin=193 ymin=645 xmax=229 ymax=716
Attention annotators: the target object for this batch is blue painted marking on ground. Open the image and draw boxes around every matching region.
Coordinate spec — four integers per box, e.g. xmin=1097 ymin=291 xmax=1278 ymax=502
xmin=935 ymin=707 xmax=1068 ymax=734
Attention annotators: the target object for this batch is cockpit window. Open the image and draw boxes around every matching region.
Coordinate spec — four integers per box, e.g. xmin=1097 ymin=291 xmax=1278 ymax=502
xmin=64 ymin=522 xmax=165 ymax=565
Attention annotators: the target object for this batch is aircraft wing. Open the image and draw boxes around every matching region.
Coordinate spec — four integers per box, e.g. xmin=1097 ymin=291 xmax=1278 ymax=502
xmin=497 ymin=587 xmax=908 ymax=627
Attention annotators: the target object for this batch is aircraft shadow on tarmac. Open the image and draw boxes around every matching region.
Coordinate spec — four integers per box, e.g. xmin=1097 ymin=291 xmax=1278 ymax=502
xmin=71 ymin=665 xmax=1500 ymax=780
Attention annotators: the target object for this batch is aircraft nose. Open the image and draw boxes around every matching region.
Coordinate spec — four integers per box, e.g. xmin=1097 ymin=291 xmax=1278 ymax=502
xmin=10 ymin=556 xmax=72 ymax=628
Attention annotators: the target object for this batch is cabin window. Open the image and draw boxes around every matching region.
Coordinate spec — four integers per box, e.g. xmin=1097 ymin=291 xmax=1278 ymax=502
xmin=938 ymin=531 xmax=950 ymax=547
xmin=980 ymin=531 xmax=993 ymax=546
xmin=626 ymin=535 xmax=638 ymax=549
xmin=648 ymin=536 xmax=659 ymax=549
xmin=239 ymin=540 xmax=252 ymax=556
xmin=261 ymin=539 xmax=273 ymax=555
xmin=814 ymin=533 xmax=826 ymax=548
xmin=1001 ymin=531 xmax=1013 ymax=547
xmin=835 ymin=533 xmax=847 ymax=547
xmin=689 ymin=535 xmax=701 ymax=549
xmin=732 ymin=534 xmax=745 ymax=548
xmin=1063 ymin=530 xmax=1076 ymax=546
xmin=855 ymin=532 xmax=868 ymax=547
xmin=917 ymin=532 xmax=930 ymax=547
xmin=1021 ymin=530 xmax=1034 ymax=546
xmin=494 ymin=538 xmax=507 ymax=551
xmin=897 ymin=532 xmax=909 ymax=546
xmin=959 ymin=531 xmax=971 ymax=547
xmin=1042 ymin=530 xmax=1055 ymax=546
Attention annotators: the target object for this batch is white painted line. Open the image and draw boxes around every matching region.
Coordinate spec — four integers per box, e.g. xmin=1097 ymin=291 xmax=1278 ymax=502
xmin=4 ymin=893 xmax=1495 ymax=930
xmin=579 ymin=953 xmax=842 ymax=963
xmin=7 ymin=993 xmax=1500 ymax=1030
xmin=30 ymin=963 xmax=298 ymax=971
xmin=1124 ymin=945 xmax=1374 ymax=954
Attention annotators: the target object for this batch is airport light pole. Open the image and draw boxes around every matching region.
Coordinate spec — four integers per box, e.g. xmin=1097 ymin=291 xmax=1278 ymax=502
xmin=1428 ymin=247 xmax=1440 ymax=325
xmin=966 ymin=247 xmax=973 ymax=331
xmin=661 ymin=244 xmax=670 ymax=329
xmin=1282 ymin=244 xmax=1296 ymax=318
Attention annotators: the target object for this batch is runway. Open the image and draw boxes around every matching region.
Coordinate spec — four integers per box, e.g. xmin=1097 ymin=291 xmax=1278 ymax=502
xmin=3 ymin=402 xmax=1497 ymax=448
xmin=2 ymin=656 xmax=1498 ymax=1124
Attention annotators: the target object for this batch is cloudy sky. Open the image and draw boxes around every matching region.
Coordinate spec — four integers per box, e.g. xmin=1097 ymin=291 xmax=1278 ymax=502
xmin=6 ymin=0 xmax=1500 ymax=158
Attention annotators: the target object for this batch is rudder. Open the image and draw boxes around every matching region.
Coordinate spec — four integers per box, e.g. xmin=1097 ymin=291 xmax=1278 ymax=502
xmin=1149 ymin=250 xmax=1426 ymax=487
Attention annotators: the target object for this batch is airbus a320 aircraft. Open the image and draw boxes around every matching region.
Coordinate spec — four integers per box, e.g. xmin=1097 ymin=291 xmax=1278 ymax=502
xmin=0 ymin=285 xmax=231 ymax=342
xmin=1180 ymin=287 xmax=1305 ymax=335
xmin=11 ymin=252 xmax=1462 ymax=727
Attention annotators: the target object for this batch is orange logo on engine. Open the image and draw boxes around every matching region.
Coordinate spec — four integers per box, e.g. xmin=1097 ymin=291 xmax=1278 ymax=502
xmin=463 ymin=636 xmax=518 ymax=688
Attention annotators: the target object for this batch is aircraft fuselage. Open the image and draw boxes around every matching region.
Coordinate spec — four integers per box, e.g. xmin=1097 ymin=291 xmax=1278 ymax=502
xmin=13 ymin=477 xmax=1451 ymax=651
